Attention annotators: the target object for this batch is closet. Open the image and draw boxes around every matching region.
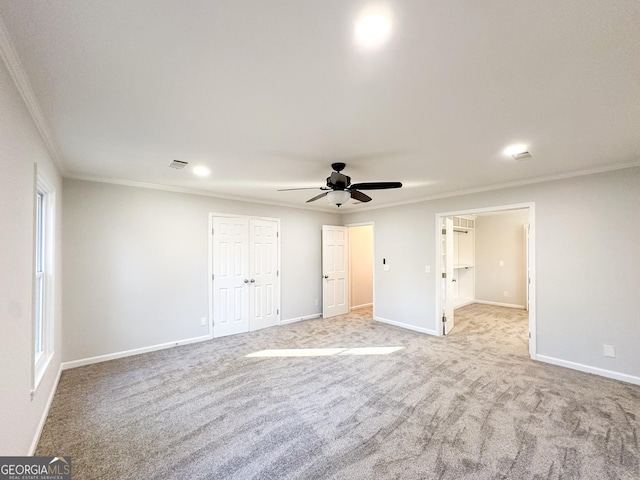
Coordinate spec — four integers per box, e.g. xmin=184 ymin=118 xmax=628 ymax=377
xmin=211 ymin=215 xmax=280 ymax=338
xmin=452 ymin=216 xmax=475 ymax=308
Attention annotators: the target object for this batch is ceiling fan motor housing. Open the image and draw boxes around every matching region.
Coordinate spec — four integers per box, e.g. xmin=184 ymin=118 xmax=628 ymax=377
xmin=327 ymin=173 xmax=351 ymax=190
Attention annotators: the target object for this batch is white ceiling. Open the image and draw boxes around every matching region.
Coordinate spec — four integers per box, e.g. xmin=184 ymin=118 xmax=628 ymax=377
xmin=1 ymin=0 xmax=639 ymax=211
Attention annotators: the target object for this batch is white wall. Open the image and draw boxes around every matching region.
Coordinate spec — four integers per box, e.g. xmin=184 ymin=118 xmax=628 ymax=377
xmin=0 ymin=58 xmax=62 ymax=454
xmin=62 ymin=179 xmax=340 ymax=362
xmin=349 ymin=225 xmax=373 ymax=309
xmin=343 ymin=167 xmax=640 ymax=381
xmin=475 ymin=210 xmax=528 ymax=307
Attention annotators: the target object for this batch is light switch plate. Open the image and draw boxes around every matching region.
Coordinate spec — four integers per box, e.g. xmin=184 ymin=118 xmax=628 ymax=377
xmin=603 ymin=344 xmax=615 ymax=358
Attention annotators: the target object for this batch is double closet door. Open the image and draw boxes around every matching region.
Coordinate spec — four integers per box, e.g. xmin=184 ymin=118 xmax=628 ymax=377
xmin=212 ymin=216 xmax=280 ymax=338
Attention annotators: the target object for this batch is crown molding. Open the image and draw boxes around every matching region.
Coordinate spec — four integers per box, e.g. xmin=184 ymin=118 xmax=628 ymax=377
xmin=66 ymin=159 xmax=640 ymax=216
xmin=64 ymin=174 xmax=340 ymax=214
xmin=346 ymin=160 xmax=640 ymax=213
xmin=0 ymin=14 xmax=65 ymax=173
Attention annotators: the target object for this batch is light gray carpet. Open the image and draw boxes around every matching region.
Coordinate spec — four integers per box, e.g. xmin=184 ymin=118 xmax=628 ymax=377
xmin=37 ymin=305 xmax=640 ymax=479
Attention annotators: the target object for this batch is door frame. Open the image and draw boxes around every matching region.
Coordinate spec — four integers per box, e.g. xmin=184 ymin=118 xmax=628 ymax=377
xmin=208 ymin=212 xmax=281 ymax=338
xmin=434 ymin=202 xmax=537 ymax=359
xmin=346 ymin=222 xmax=375 ymax=316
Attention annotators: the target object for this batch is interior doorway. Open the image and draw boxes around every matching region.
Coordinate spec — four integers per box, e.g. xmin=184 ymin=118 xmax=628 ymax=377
xmin=321 ymin=223 xmax=375 ymax=319
xmin=436 ymin=204 xmax=536 ymax=358
xmin=348 ymin=223 xmax=374 ymax=312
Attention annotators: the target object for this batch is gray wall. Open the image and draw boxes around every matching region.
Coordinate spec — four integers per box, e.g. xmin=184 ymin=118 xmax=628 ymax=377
xmin=62 ymin=179 xmax=341 ymax=362
xmin=0 ymin=58 xmax=63 ymax=454
xmin=475 ymin=210 xmax=529 ymax=307
xmin=343 ymin=167 xmax=640 ymax=379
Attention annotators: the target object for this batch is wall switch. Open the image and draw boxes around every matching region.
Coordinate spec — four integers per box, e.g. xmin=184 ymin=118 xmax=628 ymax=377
xmin=499 ymin=260 xmax=504 ymax=266
xmin=603 ymin=344 xmax=616 ymax=358
xmin=315 ymin=299 xmax=319 ymax=306
xmin=503 ymin=291 xmax=508 ymax=297
xmin=200 ymin=317 xmax=207 ymax=326
xmin=425 ymin=265 xmax=431 ymax=273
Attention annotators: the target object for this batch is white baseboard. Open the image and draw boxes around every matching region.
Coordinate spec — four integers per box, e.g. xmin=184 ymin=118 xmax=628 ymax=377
xmin=474 ymin=300 xmax=526 ymax=309
xmin=453 ymin=299 xmax=475 ymax=309
xmin=374 ymin=316 xmax=438 ymax=336
xmin=350 ymin=303 xmax=373 ymax=311
xmin=61 ymin=334 xmax=212 ymax=370
xmin=280 ymin=313 xmax=322 ymax=325
xmin=29 ymin=363 xmax=62 ymax=455
xmin=534 ymin=354 xmax=640 ymax=386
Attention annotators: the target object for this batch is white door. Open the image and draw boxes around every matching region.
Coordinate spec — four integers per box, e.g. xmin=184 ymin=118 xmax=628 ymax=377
xmin=524 ymin=224 xmax=530 ymax=312
xmin=442 ymin=217 xmax=455 ymax=334
xmin=250 ymin=219 xmax=279 ymax=331
xmin=322 ymin=225 xmax=349 ymax=318
xmin=213 ymin=216 xmax=250 ymax=337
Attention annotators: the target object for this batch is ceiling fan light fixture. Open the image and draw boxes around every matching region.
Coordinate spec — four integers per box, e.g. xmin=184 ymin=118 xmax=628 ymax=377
xmin=327 ymin=190 xmax=350 ymax=207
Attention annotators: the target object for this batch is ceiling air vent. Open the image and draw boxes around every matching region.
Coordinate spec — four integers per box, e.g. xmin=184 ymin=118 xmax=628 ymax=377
xmin=169 ymin=160 xmax=189 ymax=169
xmin=512 ymin=151 xmax=532 ymax=161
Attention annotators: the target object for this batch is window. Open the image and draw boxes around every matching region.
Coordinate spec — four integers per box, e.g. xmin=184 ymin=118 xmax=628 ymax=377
xmin=33 ymin=174 xmax=54 ymax=393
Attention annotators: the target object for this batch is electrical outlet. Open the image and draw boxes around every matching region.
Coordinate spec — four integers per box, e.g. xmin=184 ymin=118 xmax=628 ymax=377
xmin=315 ymin=299 xmax=319 ymax=306
xmin=503 ymin=291 xmax=508 ymax=297
xmin=603 ymin=344 xmax=615 ymax=358
xmin=425 ymin=265 xmax=431 ymax=273
xmin=200 ymin=317 xmax=207 ymax=326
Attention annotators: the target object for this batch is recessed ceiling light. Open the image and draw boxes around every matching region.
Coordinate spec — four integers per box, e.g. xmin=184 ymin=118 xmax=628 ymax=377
xmin=503 ymin=144 xmax=529 ymax=158
xmin=354 ymin=13 xmax=392 ymax=49
xmin=193 ymin=166 xmax=210 ymax=177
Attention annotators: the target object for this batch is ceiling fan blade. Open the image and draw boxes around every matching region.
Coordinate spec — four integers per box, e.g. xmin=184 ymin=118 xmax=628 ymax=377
xmin=277 ymin=187 xmax=326 ymax=192
xmin=349 ymin=182 xmax=402 ymax=190
xmin=306 ymin=192 xmax=329 ymax=203
xmin=350 ymin=190 xmax=372 ymax=203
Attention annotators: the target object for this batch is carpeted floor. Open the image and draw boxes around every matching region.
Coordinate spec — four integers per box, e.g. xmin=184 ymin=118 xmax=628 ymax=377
xmin=37 ymin=305 xmax=640 ymax=479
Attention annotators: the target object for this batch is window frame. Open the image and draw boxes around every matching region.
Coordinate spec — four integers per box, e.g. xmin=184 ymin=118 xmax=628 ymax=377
xmin=33 ymin=172 xmax=55 ymax=394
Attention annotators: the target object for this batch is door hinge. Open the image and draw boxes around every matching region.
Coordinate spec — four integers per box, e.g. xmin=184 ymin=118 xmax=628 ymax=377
xmin=212 ymin=228 xmax=214 ymax=235
xmin=277 ymin=232 xmax=279 ymax=237
xmin=442 ymin=315 xmax=447 ymax=323
xmin=212 ymin=274 xmax=214 ymax=280
xmin=442 ymin=272 xmax=446 ymax=279
xmin=442 ymin=228 xmax=446 ymax=234
xmin=277 ymin=270 xmax=279 ymax=276
xmin=277 ymin=309 xmax=279 ymax=315
xmin=529 ymin=332 xmax=531 ymax=338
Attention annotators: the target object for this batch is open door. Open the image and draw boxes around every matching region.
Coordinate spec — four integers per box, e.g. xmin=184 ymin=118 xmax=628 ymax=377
xmin=322 ymin=225 xmax=349 ymax=318
xmin=524 ymin=223 xmax=530 ymax=312
xmin=442 ymin=217 xmax=455 ymax=334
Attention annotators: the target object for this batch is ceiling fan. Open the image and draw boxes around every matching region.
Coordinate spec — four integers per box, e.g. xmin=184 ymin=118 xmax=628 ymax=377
xmin=278 ymin=162 xmax=402 ymax=206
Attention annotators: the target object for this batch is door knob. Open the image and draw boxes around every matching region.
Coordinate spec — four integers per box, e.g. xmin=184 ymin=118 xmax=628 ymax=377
xmin=250 ymin=279 xmax=255 ymax=283
xmin=244 ymin=279 xmax=249 ymax=283
xmin=323 ymin=275 xmax=329 ymax=279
